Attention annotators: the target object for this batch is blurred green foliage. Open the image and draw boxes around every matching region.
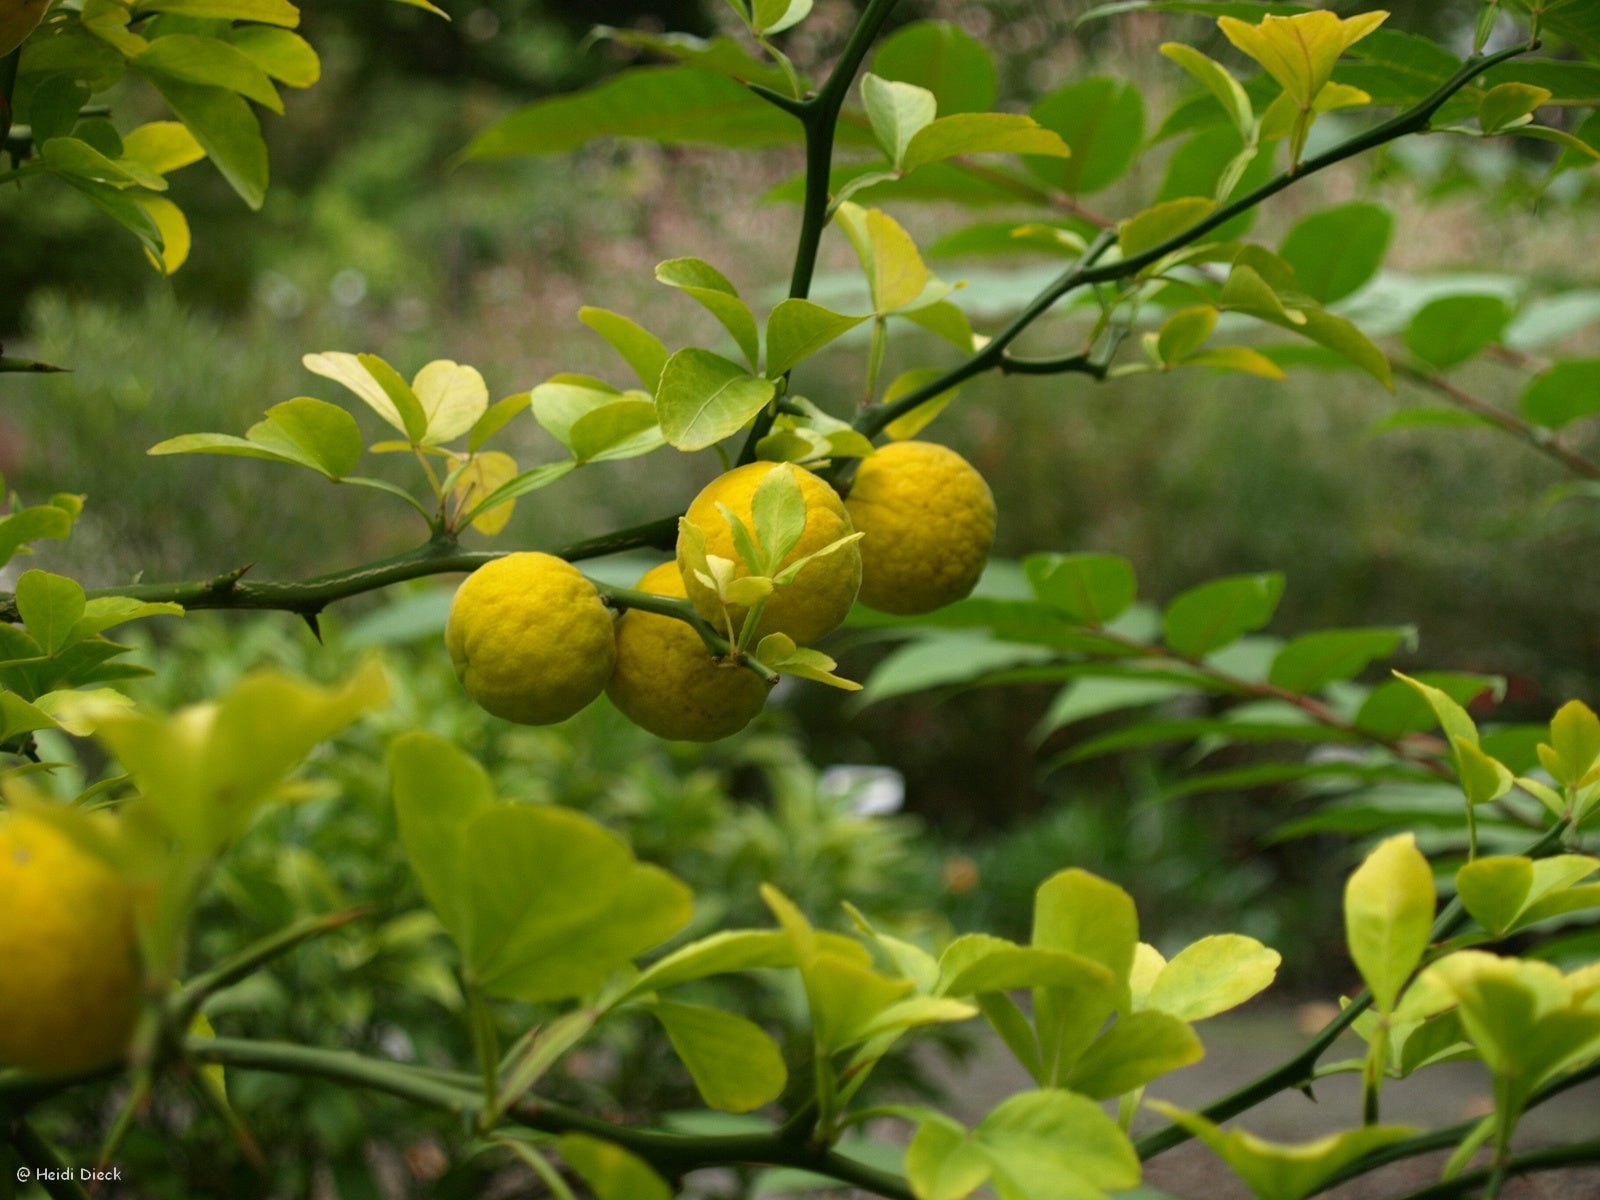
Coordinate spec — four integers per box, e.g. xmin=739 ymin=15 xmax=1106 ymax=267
xmin=22 ymin=602 xmax=952 ymax=1194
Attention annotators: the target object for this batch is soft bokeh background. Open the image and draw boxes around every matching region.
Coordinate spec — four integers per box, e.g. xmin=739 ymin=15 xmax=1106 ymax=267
xmin=4 ymin=0 xmax=1600 ymax=1194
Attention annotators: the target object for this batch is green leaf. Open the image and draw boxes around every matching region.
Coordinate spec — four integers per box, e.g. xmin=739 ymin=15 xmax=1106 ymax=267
xmin=835 ymin=203 xmax=933 ymax=315
xmin=1163 ymin=573 xmax=1284 ymax=658
xmin=412 ymin=359 xmax=488 ymax=445
xmin=656 ymin=348 xmax=776 ymax=451
xmin=1026 ymin=77 xmax=1143 ymax=194
xmin=390 ymin=733 xmax=693 ymax=1002
xmin=656 ymin=258 xmax=761 ymax=370
xmin=0 ymin=691 xmax=58 ymax=741
xmin=141 ymin=76 xmax=268 ymax=209
xmin=578 ymin=307 xmax=669 ymax=392
xmin=66 ymin=597 xmax=183 ymax=647
xmin=977 ymin=1090 xmax=1141 ymax=1199
xmin=134 ymin=34 xmax=284 ymax=112
xmin=56 ymin=176 xmax=166 ymax=263
xmin=1034 ymin=677 xmax=1193 ymax=741
xmin=1185 ymin=345 xmax=1286 ymax=379
xmin=1066 ymin=1010 xmax=1203 ymax=1099
xmin=15 ymin=571 xmax=87 ymax=657
xmin=1453 ymin=737 xmax=1514 ymax=807
xmin=40 ymin=137 xmax=166 ymax=191
xmin=132 ymin=0 xmax=299 ymax=24
xmin=1023 ymin=553 xmax=1136 ymax=625
xmin=1520 ymin=359 xmax=1600 ymax=430
xmin=764 ymin=299 xmax=866 ymax=377
xmin=529 ymin=377 xmax=622 ymax=449
xmin=121 ymin=121 xmax=206 ymax=176
xmin=1160 ymin=43 xmax=1253 ymax=141
xmin=1479 ymin=82 xmax=1550 ymax=134
xmin=1405 ymin=294 xmax=1513 ymax=369
xmin=1263 ymin=306 xmax=1392 ymax=387
xmin=468 ymin=391 xmax=531 ymax=452
xmin=148 ymin=397 xmax=363 ymax=480
xmin=1267 ymin=627 xmax=1412 ymax=693
xmin=938 ymin=937 xmax=1117 ymax=999
xmin=1356 ymin=673 xmax=1498 ymax=738
xmin=751 ymin=464 xmax=807 ymax=568
xmin=1119 ymin=196 xmax=1216 ymax=260
xmin=1543 ymin=700 xmax=1600 ymax=786
xmin=1344 ymin=833 xmax=1435 ymax=1014
xmin=861 ymin=73 xmax=937 ymax=170
xmin=302 ymin=351 xmax=422 ymax=439
xmin=225 ymin=26 xmax=319 ymax=88
xmin=1145 ymin=934 xmax=1281 ymax=1021
xmin=651 ymin=1001 xmax=787 ymax=1113
xmin=1392 ymin=670 xmax=1481 ymax=748
xmin=871 ymin=20 xmax=996 ymax=116
xmin=901 ymin=113 xmax=1071 ymax=176
xmin=906 ymin=1113 xmax=991 ymax=1200
xmin=464 ymin=67 xmax=799 ymax=159
xmin=1148 ymin=1102 xmax=1416 ymax=1200
xmin=750 ymin=0 xmax=811 ymax=36
xmin=0 ymin=504 xmax=76 ymax=571
xmin=1278 ymin=202 xmax=1392 ymax=304
xmin=568 ymin=400 xmax=662 ymax=464
xmin=94 ymin=662 xmax=388 ymax=859
xmin=622 ymin=930 xmax=797 ymax=1001
xmin=1456 ymin=856 xmax=1536 ymax=937
xmin=855 ymin=634 xmax=1056 ymax=709
xmin=557 ymin=1135 xmax=671 ymax=1200
xmin=590 ymin=27 xmax=794 ymax=92
xmin=1156 ymin=306 xmax=1217 ymax=365
xmin=901 ymin=299 xmax=975 ymax=351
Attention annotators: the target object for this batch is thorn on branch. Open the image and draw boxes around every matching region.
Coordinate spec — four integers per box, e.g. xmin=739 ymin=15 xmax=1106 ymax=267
xmin=300 ymin=611 xmax=323 ymax=642
xmin=206 ymin=564 xmax=254 ymax=594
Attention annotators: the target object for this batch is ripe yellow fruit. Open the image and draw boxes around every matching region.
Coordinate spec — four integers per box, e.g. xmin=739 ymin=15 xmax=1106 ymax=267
xmin=677 ymin=462 xmax=861 ymax=645
xmin=0 ymin=811 xmax=141 ymax=1077
xmin=446 ymin=552 xmax=617 ymax=725
xmin=607 ymin=563 xmax=771 ymax=741
xmin=845 ymin=441 xmax=996 ymax=615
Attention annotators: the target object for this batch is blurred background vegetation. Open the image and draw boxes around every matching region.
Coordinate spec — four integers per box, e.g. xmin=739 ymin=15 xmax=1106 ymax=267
xmin=5 ymin=0 xmax=1600 ymax=1188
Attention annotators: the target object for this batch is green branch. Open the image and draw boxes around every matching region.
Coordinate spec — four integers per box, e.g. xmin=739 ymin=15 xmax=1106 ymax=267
xmin=741 ymin=0 xmax=902 ymax=464
xmin=186 ymin=1036 xmax=914 ymax=1198
xmin=852 ymin=43 xmax=1531 ymax=444
xmin=1393 ymin=1139 xmax=1600 ymax=1200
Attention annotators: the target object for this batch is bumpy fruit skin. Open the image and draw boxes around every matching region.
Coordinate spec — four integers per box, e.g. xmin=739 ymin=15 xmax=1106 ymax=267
xmin=677 ymin=462 xmax=861 ymax=645
xmin=446 ymin=552 xmax=617 ymax=725
xmin=845 ymin=441 xmax=996 ymax=615
xmin=0 ymin=812 xmax=141 ymax=1077
xmin=607 ymin=563 xmax=771 ymax=742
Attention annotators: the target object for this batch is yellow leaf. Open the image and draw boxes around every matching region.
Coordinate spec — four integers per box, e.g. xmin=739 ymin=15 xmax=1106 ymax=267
xmin=135 ymin=195 xmax=191 ymax=275
xmin=1218 ymin=10 xmax=1388 ymax=110
xmin=453 ymin=451 xmax=519 ymax=535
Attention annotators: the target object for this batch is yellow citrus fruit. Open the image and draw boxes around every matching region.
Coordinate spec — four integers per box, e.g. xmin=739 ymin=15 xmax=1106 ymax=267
xmin=0 ymin=811 xmax=141 ymax=1076
xmin=607 ymin=563 xmax=771 ymax=742
xmin=677 ymin=462 xmax=861 ymax=645
xmin=845 ymin=441 xmax=996 ymax=615
xmin=446 ymin=552 xmax=617 ymax=725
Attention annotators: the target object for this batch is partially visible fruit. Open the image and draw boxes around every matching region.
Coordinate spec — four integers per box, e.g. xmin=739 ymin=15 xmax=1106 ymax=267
xmin=676 ymin=461 xmax=861 ymax=645
xmin=845 ymin=440 xmax=995 ymax=615
xmin=446 ymin=551 xmax=616 ymax=725
xmin=607 ymin=563 xmax=770 ymax=742
xmin=0 ymin=810 xmax=141 ymax=1076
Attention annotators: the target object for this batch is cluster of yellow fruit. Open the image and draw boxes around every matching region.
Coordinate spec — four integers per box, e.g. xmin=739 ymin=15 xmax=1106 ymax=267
xmin=446 ymin=441 xmax=995 ymax=743
xmin=0 ymin=810 xmax=142 ymax=1077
